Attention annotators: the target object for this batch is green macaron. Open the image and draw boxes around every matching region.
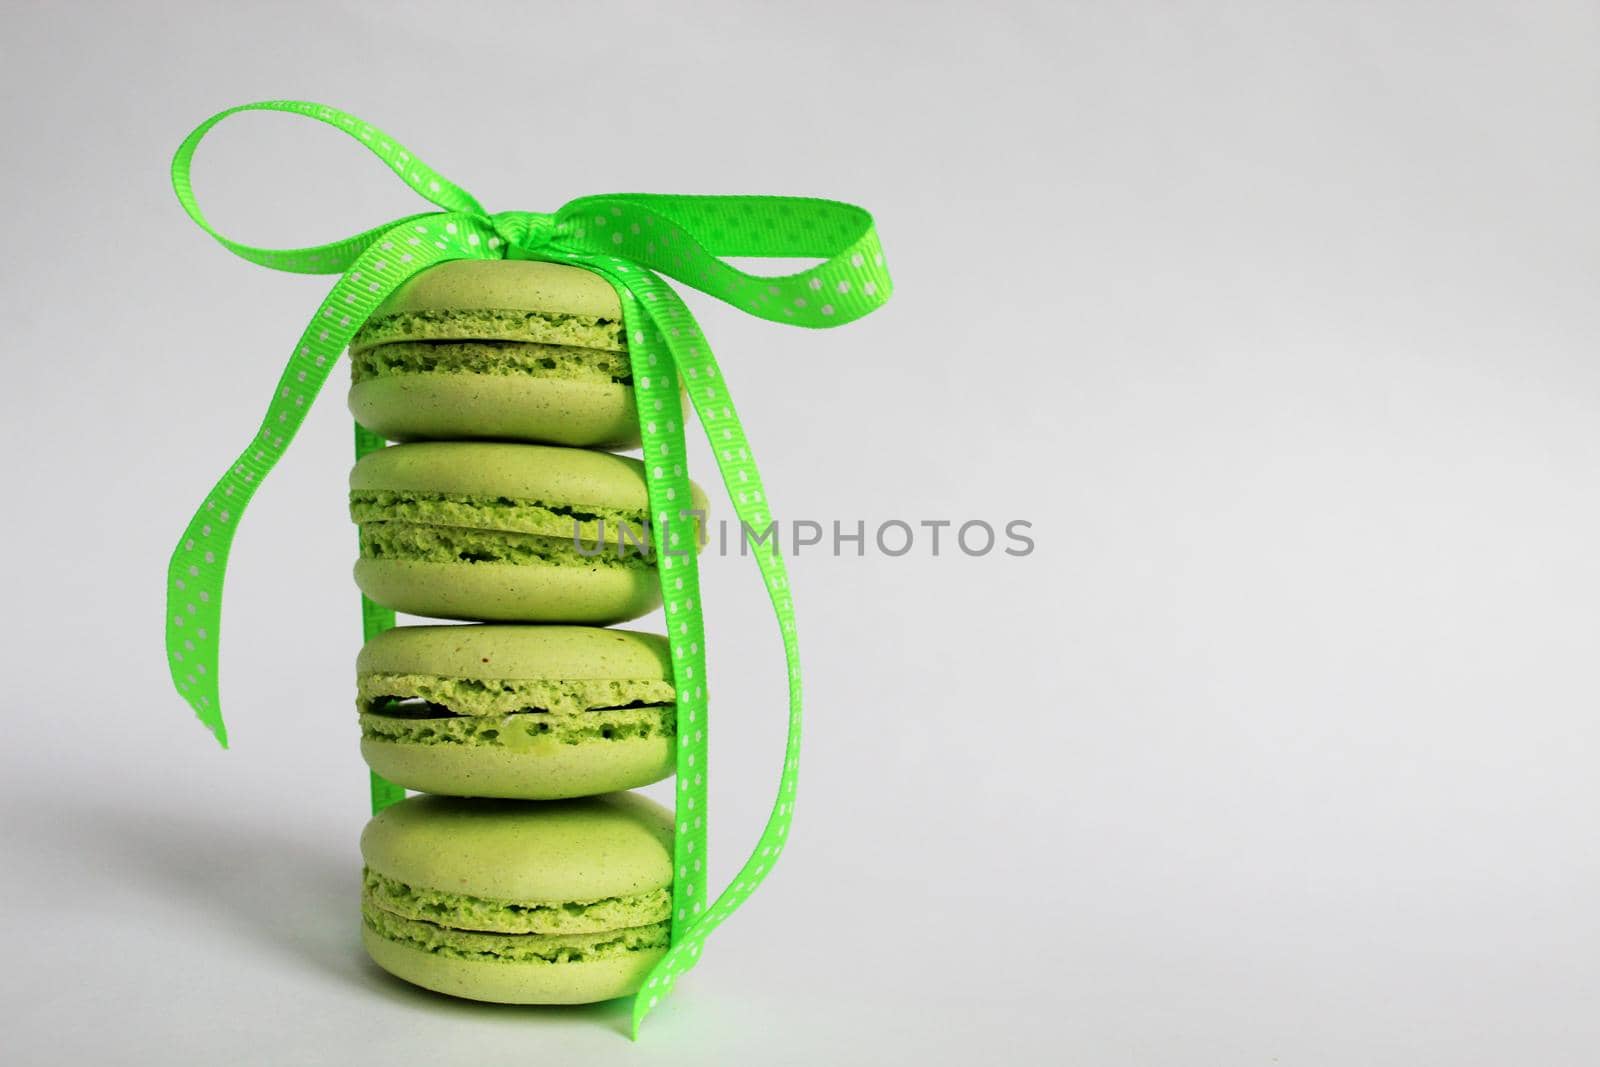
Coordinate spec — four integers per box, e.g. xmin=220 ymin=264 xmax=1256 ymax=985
xmin=357 ymin=624 xmax=676 ymax=799
xmin=350 ymin=441 xmax=707 ymax=624
xmin=360 ymin=792 xmax=673 ymax=1004
xmin=348 ymin=259 xmax=639 ymax=447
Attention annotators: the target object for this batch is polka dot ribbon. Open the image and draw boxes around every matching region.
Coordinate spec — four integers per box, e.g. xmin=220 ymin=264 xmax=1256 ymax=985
xmin=163 ymin=100 xmax=892 ymax=1036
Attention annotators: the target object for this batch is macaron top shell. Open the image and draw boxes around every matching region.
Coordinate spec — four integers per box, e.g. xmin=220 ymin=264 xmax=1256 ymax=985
xmin=361 ymin=792 xmax=673 ymax=903
xmin=350 ymin=441 xmax=709 ymax=521
xmin=363 ymin=259 xmax=623 ymax=333
xmin=357 ymin=624 xmax=673 ymax=683
xmin=351 ymin=441 xmax=644 ymax=508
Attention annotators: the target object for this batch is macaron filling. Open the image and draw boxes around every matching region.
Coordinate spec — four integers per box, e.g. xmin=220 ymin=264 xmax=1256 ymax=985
xmin=351 ymin=308 xmax=625 ymax=352
xmin=360 ymin=867 xmax=672 ymax=967
xmin=361 ymin=702 xmax=674 ymax=748
xmin=357 ymin=522 xmax=655 ymax=570
xmin=363 ymin=906 xmax=671 ymax=965
xmin=360 ymin=870 xmax=672 ymax=966
xmin=350 ymin=490 xmax=650 ymax=546
xmin=351 ymin=490 xmax=656 ymax=570
xmin=349 ymin=339 xmax=632 ymax=388
xmin=358 ymin=672 xmax=676 ymax=751
xmin=363 ymin=869 xmax=670 ymax=934
xmin=357 ymin=673 xmax=675 ymax=718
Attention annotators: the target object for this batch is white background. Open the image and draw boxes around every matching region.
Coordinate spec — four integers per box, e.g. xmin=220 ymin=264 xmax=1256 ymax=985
xmin=3 ymin=2 xmax=1598 ymax=1063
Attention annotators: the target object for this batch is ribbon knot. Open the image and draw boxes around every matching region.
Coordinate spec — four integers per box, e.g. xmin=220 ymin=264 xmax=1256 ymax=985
xmin=165 ymin=99 xmax=890 ymax=1038
xmin=490 ymin=209 xmax=556 ymax=256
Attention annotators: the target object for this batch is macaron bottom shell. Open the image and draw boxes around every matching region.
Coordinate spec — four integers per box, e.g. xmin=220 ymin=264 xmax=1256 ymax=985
xmin=361 ymin=922 xmax=667 ymax=1005
xmin=349 ymin=372 xmax=641 ymax=449
xmin=360 ymin=731 xmax=673 ymax=800
xmin=354 ymin=557 xmax=661 ymax=624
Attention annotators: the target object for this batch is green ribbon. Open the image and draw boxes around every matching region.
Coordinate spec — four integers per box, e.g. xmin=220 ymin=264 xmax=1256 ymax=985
xmin=163 ymin=100 xmax=891 ymax=1035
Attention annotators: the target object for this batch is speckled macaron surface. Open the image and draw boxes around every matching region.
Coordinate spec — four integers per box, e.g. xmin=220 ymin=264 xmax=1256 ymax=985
xmin=349 ymin=441 xmax=707 ymax=624
xmin=348 ymin=259 xmax=640 ymax=447
xmin=357 ymin=624 xmax=676 ymax=799
xmin=360 ymin=792 xmax=673 ymax=1004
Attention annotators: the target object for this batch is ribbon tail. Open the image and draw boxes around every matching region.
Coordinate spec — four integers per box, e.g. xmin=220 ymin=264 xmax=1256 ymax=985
xmin=569 ymin=256 xmax=709 ymax=921
xmin=165 ymin=214 xmax=497 ymax=744
xmin=574 ymin=258 xmax=802 ymax=1038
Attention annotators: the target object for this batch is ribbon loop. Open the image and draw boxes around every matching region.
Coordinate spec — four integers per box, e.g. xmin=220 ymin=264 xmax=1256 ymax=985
xmin=552 ymin=193 xmax=891 ymax=326
xmin=172 ymin=100 xmax=483 ymax=275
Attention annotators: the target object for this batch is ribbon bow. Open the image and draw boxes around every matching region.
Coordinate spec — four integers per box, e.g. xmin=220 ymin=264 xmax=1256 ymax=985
xmin=163 ymin=100 xmax=891 ymax=1035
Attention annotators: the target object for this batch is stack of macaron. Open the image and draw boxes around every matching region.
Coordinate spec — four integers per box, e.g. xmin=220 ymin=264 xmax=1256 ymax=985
xmin=345 ymin=259 xmax=702 ymax=1004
